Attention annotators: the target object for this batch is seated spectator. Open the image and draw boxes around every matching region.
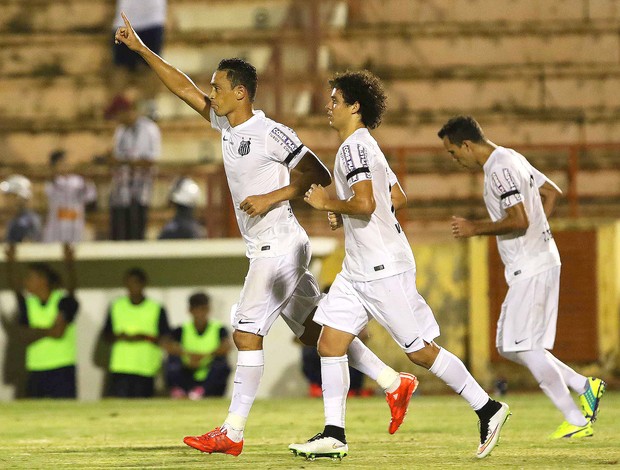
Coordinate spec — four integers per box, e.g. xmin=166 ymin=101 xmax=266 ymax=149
xmin=101 ymin=268 xmax=171 ymax=398
xmin=4 ymin=243 xmax=79 ymax=398
xmin=158 ymin=177 xmax=205 ymax=240
xmin=0 ymin=175 xmax=42 ymax=243
xmin=43 ymin=150 xmax=98 ymax=243
xmin=165 ymin=293 xmax=231 ymax=399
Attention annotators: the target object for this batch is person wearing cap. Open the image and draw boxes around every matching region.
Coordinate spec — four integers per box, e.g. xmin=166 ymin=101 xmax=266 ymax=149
xmin=106 ymin=95 xmax=161 ymax=240
xmin=0 ymin=175 xmax=42 ymax=243
xmin=165 ymin=292 xmax=232 ymax=399
xmin=158 ymin=177 xmax=206 ymax=239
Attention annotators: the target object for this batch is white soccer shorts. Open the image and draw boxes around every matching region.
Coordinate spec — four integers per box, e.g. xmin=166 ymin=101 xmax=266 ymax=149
xmin=232 ymin=241 xmax=321 ymax=337
xmin=313 ymin=269 xmax=440 ymax=353
xmin=496 ymin=265 xmax=560 ymax=353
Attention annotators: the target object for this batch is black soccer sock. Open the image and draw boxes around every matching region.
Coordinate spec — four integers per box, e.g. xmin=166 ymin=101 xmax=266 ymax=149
xmin=475 ymin=398 xmax=502 ymax=422
xmin=323 ymin=425 xmax=346 ymax=444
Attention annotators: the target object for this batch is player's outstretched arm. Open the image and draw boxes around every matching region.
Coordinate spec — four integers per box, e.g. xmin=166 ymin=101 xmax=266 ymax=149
xmin=114 ymin=12 xmax=211 ymax=121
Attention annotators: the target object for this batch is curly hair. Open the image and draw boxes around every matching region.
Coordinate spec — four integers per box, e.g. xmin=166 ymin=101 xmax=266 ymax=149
xmin=329 ymin=70 xmax=387 ymax=129
xmin=217 ymin=58 xmax=258 ymax=102
xmin=437 ymin=115 xmax=486 ymax=146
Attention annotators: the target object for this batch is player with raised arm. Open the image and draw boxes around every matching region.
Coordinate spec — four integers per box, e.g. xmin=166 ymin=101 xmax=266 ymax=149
xmin=290 ymin=71 xmax=509 ymax=460
xmin=438 ymin=115 xmax=606 ymax=438
xmin=115 ymin=14 xmax=418 ymax=456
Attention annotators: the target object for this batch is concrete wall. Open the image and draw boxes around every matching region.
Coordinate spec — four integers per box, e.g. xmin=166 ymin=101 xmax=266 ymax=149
xmin=0 ymin=239 xmax=337 ymax=401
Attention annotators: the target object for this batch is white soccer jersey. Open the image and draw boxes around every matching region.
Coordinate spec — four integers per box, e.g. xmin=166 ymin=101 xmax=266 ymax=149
xmin=43 ymin=174 xmax=97 ymax=243
xmin=334 ymin=128 xmax=415 ymax=281
xmin=211 ymin=109 xmax=309 ymax=258
xmin=483 ymin=146 xmax=561 ymax=285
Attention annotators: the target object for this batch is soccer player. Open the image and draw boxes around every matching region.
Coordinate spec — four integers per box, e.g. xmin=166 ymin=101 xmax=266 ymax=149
xmin=292 ymin=71 xmax=509 ymax=460
xmin=438 ymin=115 xmax=606 ymax=438
xmin=114 ymin=14 xmax=418 ymax=456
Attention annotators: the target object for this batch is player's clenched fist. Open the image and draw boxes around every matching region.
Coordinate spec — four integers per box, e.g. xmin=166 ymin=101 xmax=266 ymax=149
xmin=304 ymin=184 xmax=328 ymax=210
xmin=327 ymin=211 xmax=343 ymax=231
xmin=114 ymin=12 xmax=144 ymax=52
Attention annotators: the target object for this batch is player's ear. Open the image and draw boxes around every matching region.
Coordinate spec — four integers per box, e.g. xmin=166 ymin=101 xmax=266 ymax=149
xmin=234 ymin=86 xmax=246 ymax=101
xmin=350 ymin=101 xmax=361 ymax=114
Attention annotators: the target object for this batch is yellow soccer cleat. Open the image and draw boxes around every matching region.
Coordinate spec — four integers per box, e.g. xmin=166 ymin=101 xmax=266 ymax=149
xmin=579 ymin=377 xmax=606 ymax=423
xmin=549 ymin=420 xmax=593 ymax=439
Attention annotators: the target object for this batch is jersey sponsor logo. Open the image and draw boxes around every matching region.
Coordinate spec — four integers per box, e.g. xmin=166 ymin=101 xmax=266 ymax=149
xmin=373 ymin=264 xmax=384 ymax=271
xmin=269 ymin=127 xmax=298 ymax=153
xmin=513 ymin=270 xmax=522 ymax=276
xmin=238 ymin=138 xmax=252 ymax=156
xmin=342 ymin=145 xmax=355 ymax=173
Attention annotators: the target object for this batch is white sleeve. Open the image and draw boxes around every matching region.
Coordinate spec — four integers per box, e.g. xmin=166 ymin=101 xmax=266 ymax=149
xmin=339 ymin=142 xmax=372 ymax=188
xmin=209 ymin=108 xmax=230 ymax=133
xmin=487 ymin=160 xmax=523 ymax=210
xmin=143 ymin=122 xmax=161 ymax=161
xmin=265 ymin=124 xmax=306 ymax=168
xmin=386 ymin=165 xmax=399 ymax=187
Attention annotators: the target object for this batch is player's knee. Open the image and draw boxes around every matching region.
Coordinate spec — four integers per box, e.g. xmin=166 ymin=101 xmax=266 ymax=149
xmin=232 ymin=329 xmax=263 ymax=350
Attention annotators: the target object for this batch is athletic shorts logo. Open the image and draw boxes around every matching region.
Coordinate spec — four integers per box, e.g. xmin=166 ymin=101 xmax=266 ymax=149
xmin=514 ymin=338 xmax=528 ymax=345
xmin=238 ymin=138 xmax=252 ymax=156
xmin=404 ymin=337 xmax=419 ymax=348
xmin=238 ymin=319 xmax=254 ymax=324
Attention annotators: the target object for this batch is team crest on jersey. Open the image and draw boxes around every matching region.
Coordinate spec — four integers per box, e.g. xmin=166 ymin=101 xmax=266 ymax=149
xmin=238 ymin=138 xmax=251 ymax=156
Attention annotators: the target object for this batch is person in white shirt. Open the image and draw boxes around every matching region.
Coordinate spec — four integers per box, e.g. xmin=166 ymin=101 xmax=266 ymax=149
xmin=43 ymin=150 xmax=97 ymax=243
xmin=114 ymin=13 xmax=415 ymax=457
xmin=106 ymin=95 xmax=160 ymax=240
xmin=294 ymin=71 xmax=509 ymax=460
xmin=438 ymin=115 xmax=606 ymax=439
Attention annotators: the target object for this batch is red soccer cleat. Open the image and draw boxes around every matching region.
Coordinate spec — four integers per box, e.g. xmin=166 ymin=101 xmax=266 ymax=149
xmin=386 ymin=372 xmax=419 ymax=434
xmin=183 ymin=427 xmax=244 ymax=456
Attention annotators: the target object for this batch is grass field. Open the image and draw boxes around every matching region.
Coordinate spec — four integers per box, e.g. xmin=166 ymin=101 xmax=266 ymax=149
xmin=0 ymin=392 xmax=618 ymax=469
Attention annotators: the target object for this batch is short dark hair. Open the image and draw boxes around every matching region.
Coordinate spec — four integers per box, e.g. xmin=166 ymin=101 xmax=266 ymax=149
xmin=124 ymin=267 xmax=148 ymax=284
xmin=28 ymin=263 xmax=62 ymax=289
xmin=329 ymin=70 xmax=387 ymax=129
xmin=437 ymin=115 xmax=486 ymax=146
xmin=49 ymin=150 xmax=66 ymax=167
xmin=217 ymin=58 xmax=258 ymax=102
xmin=189 ymin=292 xmax=210 ymax=309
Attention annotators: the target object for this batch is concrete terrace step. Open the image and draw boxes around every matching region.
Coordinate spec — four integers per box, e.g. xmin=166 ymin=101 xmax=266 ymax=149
xmin=347 ymin=0 xmax=620 ymax=23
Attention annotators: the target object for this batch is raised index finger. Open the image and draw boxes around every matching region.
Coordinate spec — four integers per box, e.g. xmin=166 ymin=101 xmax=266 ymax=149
xmin=121 ymin=11 xmax=132 ymax=29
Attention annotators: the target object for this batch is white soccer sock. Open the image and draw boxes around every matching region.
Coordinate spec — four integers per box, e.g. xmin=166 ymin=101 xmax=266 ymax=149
xmin=545 ymin=350 xmax=588 ymax=394
xmin=347 ymin=337 xmax=399 ymax=391
xmin=517 ymin=349 xmax=587 ymax=426
xmin=223 ymin=349 xmax=264 ymax=441
xmin=321 ymin=355 xmax=350 ymax=428
xmin=429 ymin=348 xmax=489 ymax=410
